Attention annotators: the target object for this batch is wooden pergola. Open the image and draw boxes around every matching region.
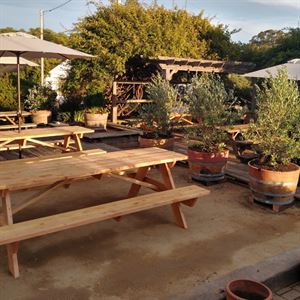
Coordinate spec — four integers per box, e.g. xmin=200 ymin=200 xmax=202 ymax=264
xmin=151 ymin=56 xmax=255 ymax=81
xmin=111 ymin=56 xmax=255 ymax=122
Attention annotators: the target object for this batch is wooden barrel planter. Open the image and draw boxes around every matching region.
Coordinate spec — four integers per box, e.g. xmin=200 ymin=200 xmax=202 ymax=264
xmin=31 ymin=110 xmax=51 ymax=124
xmin=248 ymin=160 xmax=300 ymax=206
xmin=84 ymin=113 xmax=108 ymax=130
xmin=139 ymin=136 xmax=174 ymax=150
xmin=226 ymin=279 xmax=272 ymax=300
xmin=188 ymin=149 xmax=229 ymax=182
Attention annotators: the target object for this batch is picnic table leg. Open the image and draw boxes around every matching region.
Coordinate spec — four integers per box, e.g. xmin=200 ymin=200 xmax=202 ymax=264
xmin=72 ymin=134 xmax=83 ymax=152
xmin=5 ymin=116 xmax=17 ymax=126
xmin=159 ymin=163 xmax=187 ymax=229
xmin=63 ymin=135 xmax=71 ymax=152
xmin=1 ymin=190 xmax=20 ymax=278
xmin=127 ymin=167 xmax=150 ymax=198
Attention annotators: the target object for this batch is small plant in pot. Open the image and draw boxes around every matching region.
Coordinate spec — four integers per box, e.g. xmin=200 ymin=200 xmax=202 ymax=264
xmin=25 ymin=84 xmax=56 ymax=124
xmin=246 ymin=69 xmax=300 ymax=207
xmin=139 ymin=74 xmax=182 ymax=149
xmin=84 ymin=107 xmax=109 ymax=130
xmin=186 ymin=73 xmax=235 ymax=182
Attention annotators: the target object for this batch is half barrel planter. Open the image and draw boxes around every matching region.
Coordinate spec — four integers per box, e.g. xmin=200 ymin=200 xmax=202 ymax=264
xmin=248 ymin=161 xmax=300 ymax=206
xmin=188 ymin=149 xmax=229 ymax=182
xmin=84 ymin=113 xmax=108 ymax=130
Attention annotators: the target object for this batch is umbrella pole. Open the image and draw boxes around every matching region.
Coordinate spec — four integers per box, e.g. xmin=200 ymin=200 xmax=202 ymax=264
xmin=17 ymin=53 xmax=22 ymax=159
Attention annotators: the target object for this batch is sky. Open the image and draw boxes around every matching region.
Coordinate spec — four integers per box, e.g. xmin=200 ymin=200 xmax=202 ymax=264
xmin=0 ymin=0 xmax=299 ymax=43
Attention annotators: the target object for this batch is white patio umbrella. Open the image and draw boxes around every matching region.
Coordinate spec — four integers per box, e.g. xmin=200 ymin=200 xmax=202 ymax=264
xmin=243 ymin=59 xmax=300 ymax=81
xmin=0 ymin=57 xmax=38 ymax=72
xmin=0 ymin=32 xmax=94 ymax=132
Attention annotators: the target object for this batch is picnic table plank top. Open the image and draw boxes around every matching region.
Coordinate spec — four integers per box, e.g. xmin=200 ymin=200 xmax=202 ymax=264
xmin=0 ymin=147 xmax=187 ymax=191
xmin=0 ymin=111 xmax=31 ymax=117
xmin=0 ymin=126 xmax=94 ymax=141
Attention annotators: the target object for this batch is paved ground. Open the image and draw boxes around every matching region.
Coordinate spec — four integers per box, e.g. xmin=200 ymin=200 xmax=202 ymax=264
xmin=1 ymin=162 xmax=300 ymax=299
xmin=275 ymin=282 xmax=300 ymax=300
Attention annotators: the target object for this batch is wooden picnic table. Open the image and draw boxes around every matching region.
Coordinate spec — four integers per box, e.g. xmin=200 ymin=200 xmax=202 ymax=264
xmin=0 ymin=111 xmax=31 ymax=125
xmin=0 ymin=126 xmax=94 ymax=152
xmin=0 ymin=147 xmax=209 ymax=278
xmin=219 ymin=124 xmax=250 ymax=140
xmin=218 ymin=124 xmax=258 ymax=162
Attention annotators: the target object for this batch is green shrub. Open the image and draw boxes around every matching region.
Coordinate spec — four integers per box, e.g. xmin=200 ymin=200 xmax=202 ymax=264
xmin=187 ymin=125 xmax=227 ymax=153
xmin=139 ymin=74 xmax=183 ymax=138
xmin=246 ymin=69 xmax=300 ymax=168
xmin=185 ymin=73 xmax=235 ymax=152
xmin=85 ymin=107 xmax=109 ymax=114
xmin=24 ymin=84 xmax=57 ymax=111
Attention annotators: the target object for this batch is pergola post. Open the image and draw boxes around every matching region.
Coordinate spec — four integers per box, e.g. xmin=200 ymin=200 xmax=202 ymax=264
xmin=111 ymin=81 xmax=118 ymax=123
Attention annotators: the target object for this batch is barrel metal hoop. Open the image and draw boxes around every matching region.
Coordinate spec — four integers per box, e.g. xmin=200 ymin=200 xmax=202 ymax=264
xmin=250 ymin=187 xmax=296 ymax=197
xmin=253 ymin=196 xmax=294 ymax=205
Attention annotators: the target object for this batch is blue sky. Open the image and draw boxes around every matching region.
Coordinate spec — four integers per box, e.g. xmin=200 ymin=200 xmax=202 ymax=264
xmin=0 ymin=0 xmax=299 ymax=42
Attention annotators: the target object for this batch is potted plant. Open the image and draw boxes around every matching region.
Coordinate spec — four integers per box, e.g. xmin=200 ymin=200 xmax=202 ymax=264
xmin=247 ymin=69 xmax=300 ymax=206
xmin=25 ymin=85 xmax=56 ymax=124
xmin=139 ymin=74 xmax=183 ymax=149
xmin=186 ymin=73 xmax=235 ymax=182
xmin=84 ymin=107 xmax=109 ymax=130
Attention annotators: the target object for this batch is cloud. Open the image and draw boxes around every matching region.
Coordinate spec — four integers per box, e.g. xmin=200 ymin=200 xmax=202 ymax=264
xmin=248 ymin=0 xmax=300 ymax=9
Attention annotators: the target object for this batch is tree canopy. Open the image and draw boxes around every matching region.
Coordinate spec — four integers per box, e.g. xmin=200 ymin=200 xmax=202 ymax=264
xmin=62 ymin=1 xmax=236 ymax=99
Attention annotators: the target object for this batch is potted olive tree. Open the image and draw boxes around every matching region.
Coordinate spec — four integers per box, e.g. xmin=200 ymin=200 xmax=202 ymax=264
xmin=186 ymin=73 xmax=235 ymax=182
xmin=139 ymin=74 xmax=183 ymax=149
xmin=247 ymin=69 xmax=300 ymax=206
xmin=84 ymin=107 xmax=109 ymax=130
xmin=25 ymin=85 xmax=56 ymax=124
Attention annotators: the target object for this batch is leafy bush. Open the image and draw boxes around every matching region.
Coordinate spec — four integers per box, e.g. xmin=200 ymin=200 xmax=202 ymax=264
xmin=24 ymin=84 xmax=57 ymax=111
xmin=74 ymin=110 xmax=85 ymax=123
xmin=186 ymin=73 xmax=235 ymax=125
xmin=139 ymin=74 xmax=183 ymax=138
xmin=185 ymin=74 xmax=235 ymax=152
xmin=187 ymin=125 xmax=227 ymax=152
xmin=85 ymin=107 xmax=109 ymax=114
xmin=246 ymin=69 xmax=300 ymax=168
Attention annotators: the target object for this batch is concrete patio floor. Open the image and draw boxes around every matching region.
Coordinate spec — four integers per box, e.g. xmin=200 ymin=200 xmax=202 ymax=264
xmin=1 ymin=165 xmax=300 ymax=300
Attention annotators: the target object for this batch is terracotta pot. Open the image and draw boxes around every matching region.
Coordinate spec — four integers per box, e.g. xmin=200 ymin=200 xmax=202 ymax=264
xmin=226 ymin=279 xmax=272 ymax=300
xmin=248 ymin=160 xmax=300 ymax=206
xmin=84 ymin=112 xmax=108 ymax=129
xmin=188 ymin=149 xmax=229 ymax=182
xmin=139 ymin=137 xmax=174 ymax=150
xmin=31 ymin=110 xmax=51 ymax=124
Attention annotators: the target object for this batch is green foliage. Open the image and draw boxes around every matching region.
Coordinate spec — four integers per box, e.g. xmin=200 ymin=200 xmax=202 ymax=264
xmin=246 ymin=69 xmax=300 ymax=168
xmin=24 ymin=84 xmax=57 ymax=111
xmin=0 ymin=74 xmax=17 ymax=110
xmin=62 ymin=1 xmax=236 ymax=99
xmin=74 ymin=110 xmax=85 ymax=123
xmin=186 ymin=73 xmax=235 ymax=125
xmin=139 ymin=74 xmax=181 ymax=137
xmin=235 ymin=28 xmax=300 ymax=68
xmin=187 ymin=125 xmax=227 ymax=153
xmin=225 ymin=73 xmax=252 ymax=106
xmin=185 ymin=73 xmax=238 ymax=152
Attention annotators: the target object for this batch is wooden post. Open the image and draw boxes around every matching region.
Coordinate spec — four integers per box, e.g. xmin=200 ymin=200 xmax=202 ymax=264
xmin=159 ymin=163 xmax=187 ymax=229
xmin=1 ymin=190 xmax=20 ymax=278
xmin=112 ymin=81 xmax=118 ymax=123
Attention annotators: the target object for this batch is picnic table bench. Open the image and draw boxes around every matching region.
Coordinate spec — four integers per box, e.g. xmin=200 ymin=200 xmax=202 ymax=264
xmin=0 ymin=123 xmax=37 ymax=130
xmin=0 ymin=126 xmax=94 ymax=152
xmin=0 ymin=147 xmax=209 ymax=278
xmin=0 ymin=111 xmax=31 ymax=125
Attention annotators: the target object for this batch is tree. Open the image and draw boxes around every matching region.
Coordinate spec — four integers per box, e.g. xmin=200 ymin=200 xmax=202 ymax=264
xmin=62 ymin=1 xmax=236 ymax=100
